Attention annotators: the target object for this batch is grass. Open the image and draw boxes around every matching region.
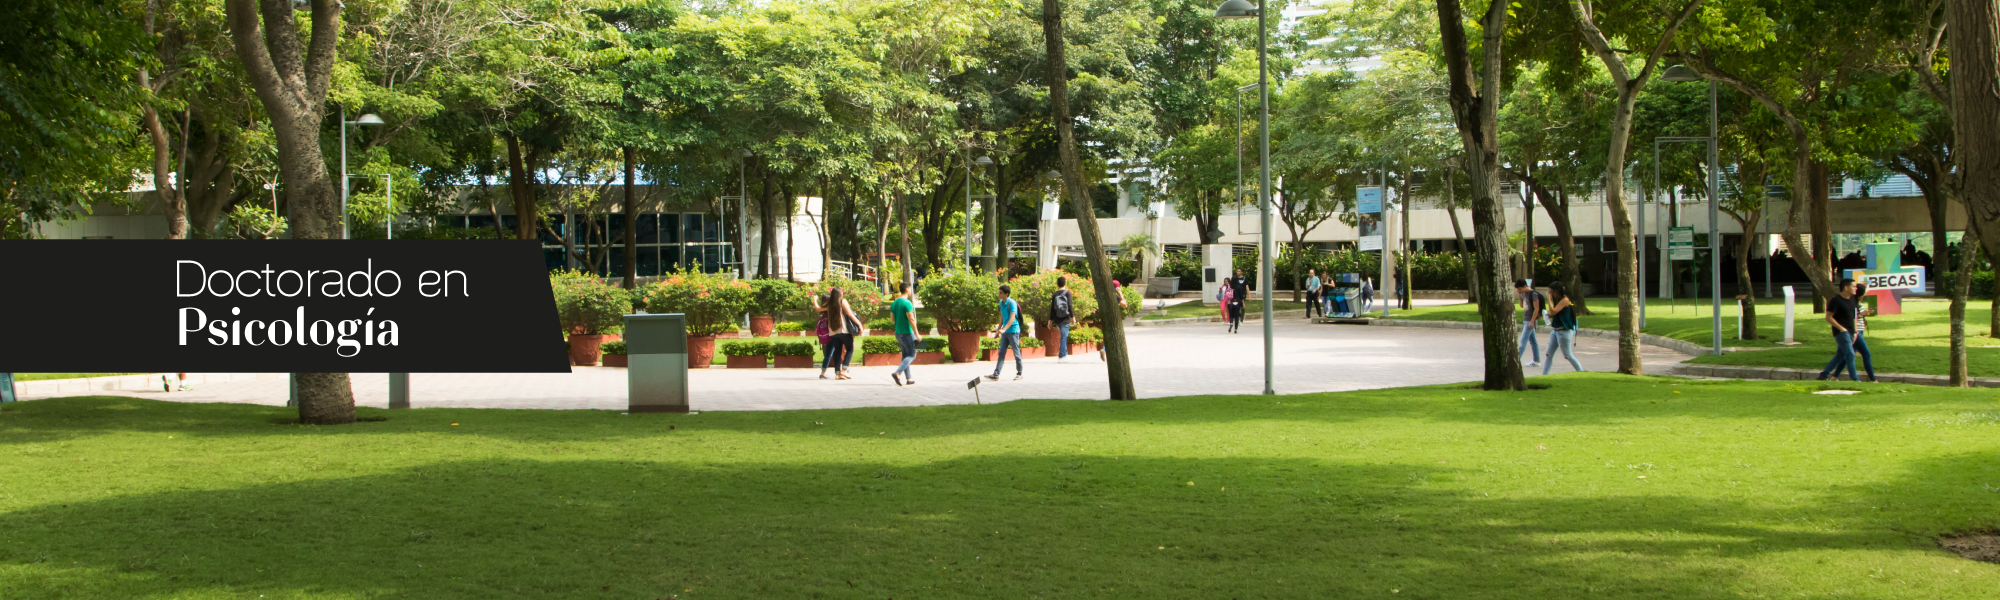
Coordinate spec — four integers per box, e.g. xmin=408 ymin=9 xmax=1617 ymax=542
xmin=1141 ymin=300 xmax=1311 ymax=320
xmin=4 ymin=376 xmax=1998 ymax=598
xmin=1390 ymin=298 xmax=1999 ymax=376
xmin=8 ymin=373 xmax=150 ymax=382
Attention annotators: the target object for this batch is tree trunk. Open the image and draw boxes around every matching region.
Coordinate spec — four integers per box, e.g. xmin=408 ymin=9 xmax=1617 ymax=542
xmin=224 ymin=0 xmax=354 ymax=424
xmin=505 ymin=135 xmax=539 ymax=240
xmin=1436 ymin=0 xmax=1524 ymax=391
xmin=1952 ymin=0 xmax=2000 ymax=262
xmin=1949 ymin=236 xmax=1977 ymax=386
xmin=876 ymin=192 xmax=891 ymax=289
xmin=785 ymin=182 xmax=797 ymax=282
xmin=897 ymin=191 xmax=912 ymax=289
xmin=1517 ymin=171 xmax=1589 ymax=314
xmin=1809 ymin=162 xmax=1833 ymax=313
xmin=621 ymin=146 xmax=638 ymax=289
xmin=1044 ymin=0 xmax=1135 ymax=400
xmin=1445 ymin=167 xmax=1477 ymax=302
xmin=1735 ymin=215 xmax=1759 ymax=340
xmin=1195 ymin=190 xmax=1219 ymax=245
xmin=141 ymin=107 xmax=190 ymax=239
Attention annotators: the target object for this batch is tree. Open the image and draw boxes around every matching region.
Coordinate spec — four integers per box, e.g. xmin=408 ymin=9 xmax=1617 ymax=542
xmin=1434 ymin=0 xmax=1525 ymax=391
xmin=1500 ymin=65 xmax=1611 ymax=316
xmin=1948 ymin=0 xmax=2000 ymax=266
xmin=1 ymin=0 xmax=148 ymax=237
xmin=1555 ymin=0 xmax=1703 ymax=375
xmin=223 ymin=0 xmax=354 ymax=423
xmin=1716 ymin=107 xmax=1786 ymax=340
xmin=1044 ymin=0 xmax=1134 ymax=400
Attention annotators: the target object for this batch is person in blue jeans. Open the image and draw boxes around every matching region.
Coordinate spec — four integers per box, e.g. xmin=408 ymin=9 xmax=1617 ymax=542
xmin=889 ymin=282 xmax=919 ymax=386
xmin=1818 ymin=278 xmax=1864 ymax=381
xmin=1851 ymin=283 xmax=1878 ymax=382
xmin=1513 ymin=279 xmax=1544 ymax=367
xmin=986 ymin=284 xmax=1024 ymax=381
xmin=1050 ymin=276 xmax=1074 ymax=362
xmin=1542 ymin=281 xmax=1584 ymax=374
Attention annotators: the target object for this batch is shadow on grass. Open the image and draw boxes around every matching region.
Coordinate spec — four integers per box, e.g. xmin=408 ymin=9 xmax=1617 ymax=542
xmin=0 ymin=453 xmax=1961 ymax=599
xmin=5 ymin=375 xmax=1997 ymax=445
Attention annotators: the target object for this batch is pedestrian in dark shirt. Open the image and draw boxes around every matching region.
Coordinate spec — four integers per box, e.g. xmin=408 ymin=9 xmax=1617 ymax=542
xmin=1228 ymin=269 xmax=1248 ymax=333
xmin=1817 ymin=278 xmax=1864 ymax=381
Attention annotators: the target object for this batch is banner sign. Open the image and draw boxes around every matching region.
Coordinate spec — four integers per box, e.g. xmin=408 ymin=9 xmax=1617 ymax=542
xmin=1357 ymin=186 xmax=1384 ymax=251
xmin=1357 ymin=186 xmax=1383 ymax=214
xmin=1844 ymin=241 xmax=1924 ymax=315
xmin=1668 ymin=226 xmax=1695 ymax=261
xmin=0 ymin=240 xmax=568 ymax=373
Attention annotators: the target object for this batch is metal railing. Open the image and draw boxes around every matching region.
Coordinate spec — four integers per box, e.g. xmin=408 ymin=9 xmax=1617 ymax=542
xmin=828 ymin=260 xmax=877 ymax=283
xmin=1007 ymin=229 xmax=1039 ymax=254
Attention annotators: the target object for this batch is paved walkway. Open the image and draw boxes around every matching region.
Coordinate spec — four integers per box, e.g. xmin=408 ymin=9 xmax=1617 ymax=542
xmin=20 ymin=320 xmax=1691 ymax=411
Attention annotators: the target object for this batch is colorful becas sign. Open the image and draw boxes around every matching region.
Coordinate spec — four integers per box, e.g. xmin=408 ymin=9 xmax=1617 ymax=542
xmin=1843 ymin=242 xmax=1924 ymax=316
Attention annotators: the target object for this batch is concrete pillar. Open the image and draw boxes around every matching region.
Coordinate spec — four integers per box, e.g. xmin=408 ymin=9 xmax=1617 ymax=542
xmin=1203 ymin=243 xmax=1232 ymax=305
xmin=1037 ymin=201 xmax=1059 ymax=273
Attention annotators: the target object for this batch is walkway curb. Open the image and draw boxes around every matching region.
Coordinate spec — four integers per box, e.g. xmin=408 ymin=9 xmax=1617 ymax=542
xmin=1362 ymin=318 xmax=1716 ymax=356
xmin=10 ymin=373 xmax=286 ymax=398
xmin=1133 ymin=309 xmax=1309 ymax=326
xmin=1677 ymin=363 xmax=2000 ymax=388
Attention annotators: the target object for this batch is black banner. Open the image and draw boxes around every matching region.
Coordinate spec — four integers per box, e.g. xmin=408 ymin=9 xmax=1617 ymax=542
xmin=0 ymin=240 xmax=569 ymax=373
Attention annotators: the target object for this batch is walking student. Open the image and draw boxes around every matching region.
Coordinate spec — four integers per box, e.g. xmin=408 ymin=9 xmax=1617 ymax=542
xmin=986 ymin=284 xmax=1024 ymax=381
xmin=1514 ymin=279 xmax=1545 ymax=367
xmin=825 ymin=286 xmax=862 ymax=381
xmin=1359 ymin=276 xmax=1375 ymax=314
xmin=1542 ymin=280 xmax=1584 ymax=374
xmin=1850 ymin=282 xmax=1880 ymax=382
xmin=890 ymin=282 xmax=919 ymax=386
xmin=1818 ymin=278 xmax=1863 ymax=381
xmin=1228 ymin=269 xmax=1248 ymax=333
xmin=1305 ymin=270 xmax=1322 ymax=319
xmin=815 ymin=294 xmax=836 ymax=379
xmin=1050 ymin=276 xmax=1075 ymax=363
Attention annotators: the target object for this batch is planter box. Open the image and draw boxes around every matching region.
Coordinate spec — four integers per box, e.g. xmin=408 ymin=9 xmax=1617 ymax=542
xmin=725 ymin=355 xmax=768 ymax=368
xmin=717 ymin=331 xmax=741 ymax=339
xmin=1069 ymin=344 xmax=1091 ymax=356
xmin=915 ymin=351 xmax=943 ymax=365
xmin=777 ymin=331 xmax=803 ymax=337
xmin=773 ymin=355 xmax=815 ymax=368
xmin=1145 ymin=277 xmax=1180 ymax=298
xmin=687 ymin=336 xmax=717 ymax=368
xmin=862 ymin=353 xmax=899 ymax=367
xmin=947 ymin=331 xmax=983 ymax=363
xmin=601 ymin=354 xmax=629 ymax=368
xmin=1024 ymin=346 xmax=1044 ymax=359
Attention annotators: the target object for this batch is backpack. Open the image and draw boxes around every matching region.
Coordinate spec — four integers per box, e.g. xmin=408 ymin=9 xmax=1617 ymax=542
xmin=1051 ymin=290 xmax=1073 ymax=322
xmin=815 ymin=316 xmax=831 ymax=345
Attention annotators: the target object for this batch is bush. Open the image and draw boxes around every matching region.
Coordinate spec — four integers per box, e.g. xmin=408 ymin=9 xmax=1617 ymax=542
xmin=860 ymin=336 xmax=902 ymax=355
xmin=720 ymin=339 xmax=771 ymax=358
xmin=1058 ymin=258 xmax=1140 ymax=286
xmin=807 ymin=276 xmax=887 ymax=323
xmin=867 ymin=317 xmax=895 ymax=331
xmin=1939 ymin=269 xmax=1996 ymax=300
xmin=775 ymin=321 xmax=808 ymax=333
xmin=979 ymin=336 xmax=1000 ymax=349
xmin=1010 ymin=270 xmax=1098 ymax=329
xmin=1020 ymin=336 xmax=1044 ymax=348
xmin=747 ymin=278 xmax=804 ymax=316
xmin=1069 ymin=326 xmax=1103 ymax=344
xmin=770 ymin=341 xmax=814 ymax=357
xmin=918 ymin=318 xmax=937 ymax=332
xmin=551 ymin=270 xmax=629 ymax=335
xmin=921 ymin=336 xmax=948 ymax=352
xmin=918 ymin=270 xmax=1002 ymax=332
xmin=1118 ymin=284 xmax=1144 ymax=319
xmin=598 ymin=340 xmax=627 ymax=356
xmin=1156 ymin=250 xmax=1204 ymax=291
xmin=643 ymin=269 xmax=754 ymax=336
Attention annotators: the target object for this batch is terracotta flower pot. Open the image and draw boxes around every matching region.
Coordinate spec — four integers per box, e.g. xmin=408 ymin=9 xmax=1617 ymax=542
xmin=750 ymin=316 xmax=776 ymax=337
xmin=569 ymin=333 xmax=611 ymax=366
xmin=915 ymin=351 xmax=943 ymax=365
xmin=862 ymin=353 xmax=898 ymax=367
xmin=947 ymin=331 xmax=982 ymax=363
xmin=716 ymin=330 xmax=740 ymax=339
xmin=1070 ymin=344 xmax=1087 ymax=356
xmin=773 ymin=355 xmax=815 ymax=368
xmin=726 ymin=355 xmax=767 ymax=368
xmin=778 ymin=331 xmax=802 ymax=337
xmin=602 ymin=354 xmax=629 ymax=368
xmin=1024 ymin=346 xmax=1043 ymax=359
xmin=687 ymin=335 xmax=717 ymax=368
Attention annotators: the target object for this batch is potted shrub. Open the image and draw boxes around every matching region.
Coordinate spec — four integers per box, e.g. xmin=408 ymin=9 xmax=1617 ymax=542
xmin=1069 ymin=326 xmax=1102 ymax=355
xmin=722 ymin=339 xmax=771 ymax=368
xmin=774 ymin=321 xmax=808 ymax=337
xmin=552 ymin=271 xmax=629 ymax=366
xmin=643 ymin=268 xmax=754 ymax=368
xmin=772 ymin=341 xmax=816 ymax=368
xmin=916 ymin=336 xmax=947 ymax=365
xmin=978 ymin=336 xmax=1001 ymax=361
xmin=747 ymin=279 xmax=801 ymax=337
xmin=860 ymin=336 xmax=902 ymax=366
xmin=807 ymin=276 xmax=887 ymax=325
xmin=866 ymin=317 xmax=896 ymax=336
xmin=1020 ymin=335 xmax=1045 ymax=359
xmin=600 ymin=340 xmax=629 ymax=368
xmin=1008 ymin=269 xmax=1097 ymax=350
xmin=917 ymin=271 xmax=1001 ymax=363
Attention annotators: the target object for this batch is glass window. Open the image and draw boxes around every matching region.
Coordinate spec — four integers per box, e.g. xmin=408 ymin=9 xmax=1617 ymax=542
xmin=637 ymin=245 xmax=659 ymax=276
xmin=705 ymin=214 xmax=724 ymax=242
xmin=537 ymin=214 xmax=564 ymax=245
xmin=682 ymin=213 xmax=703 ymax=244
xmin=606 ymin=214 xmax=626 ymax=243
xmin=636 ymin=214 xmax=658 ymax=244
xmin=662 ymin=246 xmax=682 ymax=272
xmin=609 ymin=249 xmax=626 ymax=279
xmin=543 ymin=248 xmax=567 ymax=271
xmin=659 ymin=213 xmax=679 ymax=244
xmin=702 ymin=245 xmax=722 ymax=272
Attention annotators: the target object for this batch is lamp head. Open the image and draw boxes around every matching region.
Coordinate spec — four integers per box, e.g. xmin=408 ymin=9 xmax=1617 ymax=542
xmin=1045 ymin=170 xmax=1062 ymax=180
xmin=1213 ymin=0 xmax=1259 ymax=20
xmin=1660 ymin=65 xmax=1703 ymax=82
xmin=354 ymin=114 xmax=385 ymax=126
xmin=974 ymin=156 xmax=994 ymax=166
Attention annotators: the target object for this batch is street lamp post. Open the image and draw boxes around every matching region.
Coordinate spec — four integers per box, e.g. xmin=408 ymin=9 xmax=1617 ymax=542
xmin=1214 ymin=0 xmax=1273 ymax=395
xmin=339 ymin=108 xmax=384 ymax=240
xmin=969 ymin=154 xmax=994 ymax=272
xmin=1662 ymin=65 xmax=1723 ymax=355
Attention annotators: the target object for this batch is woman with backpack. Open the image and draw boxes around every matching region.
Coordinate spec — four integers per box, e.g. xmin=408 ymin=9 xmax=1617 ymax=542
xmin=1541 ymin=280 xmax=1584 ymax=375
xmin=820 ymin=287 xmax=862 ymax=380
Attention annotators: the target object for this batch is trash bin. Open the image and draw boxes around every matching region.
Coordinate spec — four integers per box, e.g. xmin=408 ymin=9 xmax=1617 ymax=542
xmin=624 ymin=313 xmax=689 ymax=413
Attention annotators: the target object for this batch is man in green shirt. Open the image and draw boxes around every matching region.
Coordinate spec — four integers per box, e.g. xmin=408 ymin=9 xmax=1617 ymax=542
xmin=890 ymin=283 xmax=918 ymax=386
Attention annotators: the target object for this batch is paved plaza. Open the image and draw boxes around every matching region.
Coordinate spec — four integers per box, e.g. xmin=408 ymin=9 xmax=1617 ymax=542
xmin=21 ymin=320 xmax=1692 ymax=411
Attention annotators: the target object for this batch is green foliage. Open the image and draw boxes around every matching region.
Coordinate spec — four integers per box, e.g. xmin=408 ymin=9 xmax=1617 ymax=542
xmin=920 ymin=337 xmax=948 ymax=352
xmin=918 ymin=270 xmax=1002 ymax=332
xmin=1156 ymin=250 xmax=1205 ymax=291
xmin=775 ymin=321 xmax=809 ymax=333
xmin=1020 ymin=336 xmax=1044 ymax=348
xmin=1010 ymin=270 xmax=1098 ymax=327
xmin=644 ymin=269 xmax=754 ymax=336
xmin=809 ymin=277 xmax=887 ymax=324
xmin=598 ymin=341 xmax=627 ymax=356
xmin=918 ymin=318 xmax=937 ymax=332
xmin=747 ymin=279 xmax=805 ymax=316
xmin=979 ymin=336 xmax=1000 ymax=349
xmin=1070 ymin=325 xmax=1103 ymax=344
xmin=860 ymin=336 xmax=902 ymax=355
xmin=867 ymin=317 xmax=896 ymax=331
xmin=1059 ymin=258 xmax=1141 ymax=286
xmin=720 ymin=339 xmax=772 ymax=359
xmin=770 ymin=341 xmax=815 ymax=357
xmin=550 ymin=271 xmax=629 ymax=335
xmin=0 ymin=0 xmax=148 ymax=231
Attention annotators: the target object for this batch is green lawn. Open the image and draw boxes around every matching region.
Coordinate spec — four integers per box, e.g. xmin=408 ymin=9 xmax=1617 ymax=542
xmin=1141 ymin=299 xmax=1311 ymax=320
xmin=1391 ymin=299 xmax=1999 ymax=376
xmin=4 ymin=376 xmax=1998 ymax=598
xmin=8 ymin=373 xmax=150 ymax=382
